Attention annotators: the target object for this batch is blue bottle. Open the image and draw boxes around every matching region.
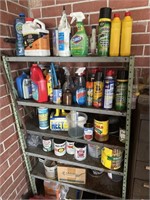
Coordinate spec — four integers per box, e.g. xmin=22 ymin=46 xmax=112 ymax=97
xmin=16 ymin=72 xmax=27 ymax=98
xmin=14 ymin=13 xmax=25 ymax=56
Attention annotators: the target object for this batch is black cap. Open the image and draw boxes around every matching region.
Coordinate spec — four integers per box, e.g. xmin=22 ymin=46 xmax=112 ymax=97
xmin=100 ymin=7 xmax=112 ymax=19
xmin=117 ymin=70 xmax=128 ymax=80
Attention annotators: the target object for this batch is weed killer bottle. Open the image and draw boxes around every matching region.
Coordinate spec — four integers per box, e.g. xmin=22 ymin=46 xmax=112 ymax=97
xmin=98 ymin=7 xmax=112 ymax=56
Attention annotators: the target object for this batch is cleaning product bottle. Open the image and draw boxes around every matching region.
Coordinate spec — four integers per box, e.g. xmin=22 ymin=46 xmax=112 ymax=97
xmin=14 ymin=13 xmax=25 ymax=56
xmin=103 ymin=69 xmax=115 ymax=109
xmin=70 ymin=12 xmax=88 ymax=56
xmin=120 ymin=12 xmax=133 ymax=56
xmin=16 ymin=72 xmax=27 ymax=98
xmin=75 ymin=67 xmax=86 ymax=105
xmin=46 ymin=66 xmax=53 ymax=102
xmin=58 ymin=6 xmax=71 ymax=57
xmin=115 ymin=70 xmax=128 ymax=111
xmin=109 ymin=13 xmax=121 ymax=56
xmin=93 ymin=71 xmax=104 ymax=108
xmin=30 ymin=63 xmax=48 ymax=102
xmin=22 ymin=18 xmax=50 ymax=56
xmin=86 ymin=74 xmax=94 ymax=107
xmin=98 ymin=7 xmax=112 ymax=56
xmin=90 ymin=26 xmax=97 ymax=55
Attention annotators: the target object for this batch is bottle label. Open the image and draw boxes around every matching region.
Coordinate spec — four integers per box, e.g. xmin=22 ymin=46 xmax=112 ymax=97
xmin=115 ymin=82 xmax=128 ymax=110
xmin=31 ymin=82 xmax=38 ymax=101
xmin=16 ymin=22 xmax=23 ymax=34
xmin=93 ymin=81 xmax=104 ymax=107
xmin=76 ymin=88 xmax=86 ymax=105
xmin=98 ymin=22 xmax=111 ymax=56
xmin=86 ymin=88 xmax=93 ymax=106
xmin=104 ymin=79 xmax=115 ymax=109
xmin=58 ymin=32 xmax=64 ymax=51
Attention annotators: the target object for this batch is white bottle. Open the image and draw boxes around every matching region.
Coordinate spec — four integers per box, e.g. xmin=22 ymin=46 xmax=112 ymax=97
xmin=58 ymin=6 xmax=71 ymax=57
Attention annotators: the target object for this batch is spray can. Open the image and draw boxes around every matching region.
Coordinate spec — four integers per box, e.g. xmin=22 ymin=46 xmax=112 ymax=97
xmin=98 ymin=7 xmax=112 ymax=56
xmin=120 ymin=12 xmax=133 ymax=56
xmin=109 ymin=13 xmax=121 ymax=56
xmin=93 ymin=71 xmax=104 ymax=108
xmin=14 ymin=13 xmax=25 ymax=56
xmin=103 ymin=70 xmax=115 ymax=109
xmin=115 ymin=70 xmax=128 ymax=111
xmin=86 ymin=74 xmax=94 ymax=106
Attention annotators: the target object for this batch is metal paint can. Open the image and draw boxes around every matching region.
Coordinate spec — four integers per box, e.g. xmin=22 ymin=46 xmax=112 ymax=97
xmin=66 ymin=141 xmax=74 ymax=155
xmin=44 ymin=160 xmax=57 ymax=179
xmin=53 ymin=89 xmax=62 ymax=104
xmin=42 ymin=136 xmax=53 ymax=152
xmin=54 ymin=139 xmax=66 ymax=156
xmin=38 ymin=107 xmax=49 ymax=130
xmin=84 ymin=123 xmax=94 ymax=141
xmin=74 ymin=142 xmax=87 ymax=161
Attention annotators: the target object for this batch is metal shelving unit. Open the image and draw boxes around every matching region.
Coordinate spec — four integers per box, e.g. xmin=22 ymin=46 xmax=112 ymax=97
xmin=2 ymin=56 xmax=134 ymax=199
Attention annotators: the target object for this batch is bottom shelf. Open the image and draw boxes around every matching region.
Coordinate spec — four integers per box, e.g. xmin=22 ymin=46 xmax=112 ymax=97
xmin=31 ymin=162 xmax=122 ymax=199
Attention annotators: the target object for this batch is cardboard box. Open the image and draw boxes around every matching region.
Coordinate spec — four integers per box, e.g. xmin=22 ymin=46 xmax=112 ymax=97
xmin=57 ymin=165 xmax=86 ymax=184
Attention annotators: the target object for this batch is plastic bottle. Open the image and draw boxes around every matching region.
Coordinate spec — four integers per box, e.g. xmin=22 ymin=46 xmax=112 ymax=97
xmin=46 ymin=67 xmax=53 ymax=102
xmin=120 ymin=12 xmax=133 ymax=56
xmin=93 ymin=71 xmax=104 ymax=108
xmin=58 ymin=6 xmax=71 ymax=57
xmin=63 ymin=89 xmax=72 ymax=105
xmin=115 ymin=70 xmax=128 ymax=111
xmin=86 ymin=74 xmax=94 ymax=106
xmin=103 ymin=69 xmax=115 ymax=109
xmin=90 ymin=26 xmax=96 ymax=55
xmin=70 ymin=12 xmax=88 ymax=56
xmin=98 ymin=7 xmax=112 ymax=56
xmin=22 ymin=79 xmax=32 ymax=99
xmin=109 ymin=13 xmax=121 ymax=56
xmin=62 ymin=67 xmax=72 ymax=92
xmin=16 ymin=72 xmax=27 ymax=98
xmin=30 ymin=63 xmax=48 ymax=102
xmin=14 ymin=13 xmax=25 ymax=56
xmin=22 ymin=18 xmax=50 ymax=56
xmin=75 ymin=67 xmax=86 ymax=105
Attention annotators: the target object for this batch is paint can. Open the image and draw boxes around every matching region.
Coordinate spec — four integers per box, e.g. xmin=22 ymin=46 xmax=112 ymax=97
xmin=88 ymin=144 xmax=101 ymax=158
xmin=44 ymin=160 xmax=57 ymax=179
xmin=38 ymin=107 xmax=49 ymax=130
xmin=53 ymin=88 xmax=62 ymax=104
xmin=42 ymin=136 xmax=53 ymax=152
xmin=74 ymin=142 xmax=87 ymax=161
xmin=84 ymin=123 xmax=94 ymax=141
xmin=54 ymin=139 xmax=66 ymax=156
xmin=101 ymin=147 xmax=123 ymax=170
xmin=66 ymin=141 xmax=74 ymax=155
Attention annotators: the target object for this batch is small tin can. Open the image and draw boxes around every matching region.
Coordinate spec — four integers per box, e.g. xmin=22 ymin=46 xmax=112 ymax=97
xmin=53 ymin=89 xmax=62 ymax=104
xmin=38 ymin=107 xmax=49 ymax=130
xmin=84 ymin=123 xmax=94 ymax=141
xmin=66 ymin=141 xmax=74 ymax=155
xmin=42 ymin=136 xmax=53 ymax=152
xmin=74 ymin=142 xmax=87 ymax=161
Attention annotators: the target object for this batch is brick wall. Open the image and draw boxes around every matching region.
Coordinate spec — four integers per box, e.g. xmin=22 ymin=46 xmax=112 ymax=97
xmin=0 ymin=1 xmax=29 ymax=199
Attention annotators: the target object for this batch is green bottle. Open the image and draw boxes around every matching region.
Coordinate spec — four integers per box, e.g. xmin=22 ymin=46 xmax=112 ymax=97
xmin=70 ymin=12 xmax=88 ymax=56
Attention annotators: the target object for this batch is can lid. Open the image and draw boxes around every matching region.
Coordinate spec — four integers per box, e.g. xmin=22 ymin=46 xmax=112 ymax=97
xmin=74 ymin=142 xmax=86 ymax=148
xmin=54 ymin=138 xmax=66 ymax=144
xmin=117 ymin=70 xmax=128 ymax=80
xmin=100 ymin=7 xmax=112 ymax=19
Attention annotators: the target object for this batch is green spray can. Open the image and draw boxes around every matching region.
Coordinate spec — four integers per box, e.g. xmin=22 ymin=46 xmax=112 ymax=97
xmin=98 ymin=7 xmax=112 ymax=56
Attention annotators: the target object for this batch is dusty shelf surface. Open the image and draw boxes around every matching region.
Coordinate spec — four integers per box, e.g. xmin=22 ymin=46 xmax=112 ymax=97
xmin=31 ymin=162 xmax=122 ymax=199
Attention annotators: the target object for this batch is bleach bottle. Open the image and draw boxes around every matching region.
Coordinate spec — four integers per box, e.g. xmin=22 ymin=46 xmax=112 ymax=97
xmin=22 ymin=18 xmax=50 ymax=56
xmin=58 ymin=6 xmax=71 ymax=56
xmin=30 ymin=64 xmax=48 ymax=102
xmin=70 ymin=12 xmax=88 ymax=56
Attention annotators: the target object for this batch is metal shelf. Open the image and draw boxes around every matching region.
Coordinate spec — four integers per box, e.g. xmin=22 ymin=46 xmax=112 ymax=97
xmin=5 ymin=56 xmax=130 ymax=63
xmin=17 ymin=99 xmax=127 ymax=117
xmin=31 ymin=162 xmax=122 ymax=199
xmin=24 ymin=120 xmax=125 ymax=150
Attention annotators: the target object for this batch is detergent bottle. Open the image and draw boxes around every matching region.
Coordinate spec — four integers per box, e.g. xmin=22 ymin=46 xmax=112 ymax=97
xmin=109 ymin=13 xmax=121 ymax=56
xmin=22 ymin=18 xmax=50 ymax=56
xmin=58 ymin=6 xmax=71 ymax=56
xmin=30 ymin=63 xmax=48 ymax=102
xmin=70 ymin=12 xmax=88 ymax=56
xmin=16 ymin=72 xmax=27 ymax=98
xmin=120 ymin=12 xmax=133 ymax=56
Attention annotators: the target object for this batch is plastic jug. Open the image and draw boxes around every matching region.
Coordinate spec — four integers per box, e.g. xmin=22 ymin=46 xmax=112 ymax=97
xmin=22 ymin=18 xmax=50 ymax=56
xmin=16 ymin=72 xmax=27 ymax=98
xmin=30 ymin=64 xmax=48 ymax=102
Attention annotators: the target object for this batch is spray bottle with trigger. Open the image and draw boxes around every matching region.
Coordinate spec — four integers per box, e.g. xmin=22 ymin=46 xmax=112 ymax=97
xmin=70 ymin=12 xmax=88 ymax=56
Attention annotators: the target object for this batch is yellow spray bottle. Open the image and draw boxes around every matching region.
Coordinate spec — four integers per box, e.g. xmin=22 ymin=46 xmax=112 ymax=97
xmin=109 ymin=13 xmax=121 ymax=56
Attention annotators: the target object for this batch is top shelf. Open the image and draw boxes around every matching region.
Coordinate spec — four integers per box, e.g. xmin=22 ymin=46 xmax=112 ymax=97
xmin=5 ymin=56 xmax=130 ymax=63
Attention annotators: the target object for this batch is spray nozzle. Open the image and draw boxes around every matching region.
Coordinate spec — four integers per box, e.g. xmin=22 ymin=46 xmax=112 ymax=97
xmin=75 ymin=67 xmax=86 ymax=76
xmin=63 ymin=67 xmax=70 ymax=76
xmin=70 ymin=12 xmax=85 ymax=24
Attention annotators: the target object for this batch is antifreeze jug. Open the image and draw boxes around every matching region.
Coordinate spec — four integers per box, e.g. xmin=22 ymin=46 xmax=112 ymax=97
xmin=30 ymin=64 xmax=48 ymax=102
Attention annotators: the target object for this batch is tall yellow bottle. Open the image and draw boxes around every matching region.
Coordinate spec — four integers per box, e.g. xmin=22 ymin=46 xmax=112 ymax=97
xmin=120 ymin=12 xmax=133 ymax=56
xmin=109 ymin=13 xmax=121 ymax=56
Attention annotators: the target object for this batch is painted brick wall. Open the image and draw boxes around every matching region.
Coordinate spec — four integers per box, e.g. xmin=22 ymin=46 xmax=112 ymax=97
xmin=0 ymin=1 xmax=29 ymax=199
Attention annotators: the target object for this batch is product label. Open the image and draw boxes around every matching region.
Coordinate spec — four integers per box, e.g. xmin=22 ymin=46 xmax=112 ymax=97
xmin=84 ymin=127 xmax=93 ymax=141
xmin=42 ymin=139 xmax=52 ymax=152
xmin=86 ymin=88 xmax=93 ymax=106
xmin=31 ymin=82 xmax=38 ymax=101
xmin=119 ymin=128 xmax=126 ymax=143
xmin=53 ymin=89 xmax=62 ymax=104
xmin=58 ymin=32 xmax=65 ymax=51
xmin=76 ymin=88 xmax=86 ymax=105
xmin=98 ymin=22 xmax=111 ymax=56
xmin=93 ymin=81 xmax=104 ymax=107
xmin=75 ymin=147 xmax=86 ymax=160
xmin=115 ymin=82 xmax=128 ymax=110
xmin=94 ymin=119 xmax=108 ymax=136
xmin=101 ymin=147 xmax=112 ymax=169
xmin=50 ymin=117 xmax=68 ymax=131
xmin=104 ymin=79 xmax=115 ymax=109
xmin=38 ymin=108 xmax=49 ymax=129
xmin=16 ymin=22 xmax=23 ymax=34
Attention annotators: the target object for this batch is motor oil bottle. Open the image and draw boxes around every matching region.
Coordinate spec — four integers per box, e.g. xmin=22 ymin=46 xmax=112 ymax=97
xmin=14 ymin=13 xmax=25 ymax=56
xmin=120 ymin=12 xmax=133 ymax=56
xmin=46 ymin=67 xmax=53 ymax=102
xmin=30 ymin=63 xmax=48 ymax=102
xmin=115 ymin=70 xmax=128 ymax=111
xmin=22 ymin=18 xmax=50 ymax=56
xmin=109 ymin=13 xmax=121 ymax=56
xmin=98 ymin=7 xmax=112 ymax=56
xmin=58 ymin=6 xmax=71 ymax=56
xmin=93 ymin=71 xmax=104 ymax=108
xmin=70 ymin=12 xmax=88 ymax=56
xmin=103 ymin=69 xmax=115 ymax=109
xmin=16 ymin=72 xmax=27 ymax=98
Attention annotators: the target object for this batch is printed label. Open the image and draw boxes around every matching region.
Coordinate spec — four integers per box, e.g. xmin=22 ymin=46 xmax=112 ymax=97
xmin=58 ymin=32 xmax=64 ymax=51
xmin=76 ymin=88 xmax=86 ymax=105
xmin=94 ymin=119 xmax=108 ymax=136
xmin=104 ymin=79 xmax=115 ymax=109
xmin=31 ymin=82 xmax=38 ymax=101
xmin=16 ymin=22 xmax=23 ymax=34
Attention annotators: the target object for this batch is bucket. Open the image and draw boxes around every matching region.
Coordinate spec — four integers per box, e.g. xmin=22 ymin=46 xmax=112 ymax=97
xmin=101 ymin=147 xmax=123 ymax=170
xmin=66 ymin=111 xmax=87 ymax=138
xmin=44 ymin=160 xmax=57 ymax=179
